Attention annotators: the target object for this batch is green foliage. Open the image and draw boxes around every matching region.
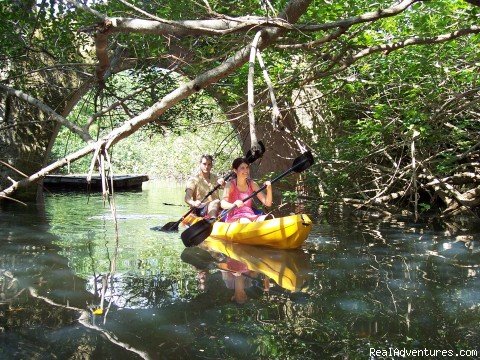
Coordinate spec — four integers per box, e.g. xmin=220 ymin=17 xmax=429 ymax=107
xmin=5 ymin=0 xmax=480 ymax=214
xmin=296 ymin=0 xmax=480 ymax=205
xmin=109 ymin=126 xmax=242 ymax=180
xmin=0 ymin=1 xmax=92 ymax=80
xmin=282 ymin=190 xmax=298 ymax=203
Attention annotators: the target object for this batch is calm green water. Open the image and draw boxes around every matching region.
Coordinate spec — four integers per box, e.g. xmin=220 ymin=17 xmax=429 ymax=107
xmin=1 ymin=181 xmax=479 ymax=359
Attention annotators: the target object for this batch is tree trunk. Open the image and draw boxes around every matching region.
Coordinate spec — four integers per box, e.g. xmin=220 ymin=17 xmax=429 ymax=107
xmin=222 ymin=100 xmax=301 ymax=177
xmin=0 ymin=70 xmax=91 ymax=200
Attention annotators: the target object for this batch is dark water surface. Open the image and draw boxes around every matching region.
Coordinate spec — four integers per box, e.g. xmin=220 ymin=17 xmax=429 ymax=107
xmin=1 ymin=181 xmax=479 ymax=359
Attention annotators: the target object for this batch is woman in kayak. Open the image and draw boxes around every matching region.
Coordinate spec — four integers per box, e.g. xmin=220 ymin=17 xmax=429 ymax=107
xmin=221 ymin=157 xmax=272 ymax=223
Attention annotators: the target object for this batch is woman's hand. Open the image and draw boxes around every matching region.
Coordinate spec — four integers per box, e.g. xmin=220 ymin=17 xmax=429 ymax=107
xmin=233 ymin=199 xmax=244 ymax=208
xmin=263 ymin=180 xmax=273 ymax=207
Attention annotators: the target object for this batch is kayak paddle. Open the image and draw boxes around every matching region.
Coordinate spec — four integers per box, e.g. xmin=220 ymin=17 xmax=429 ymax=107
xmin=151 ymin=141 xmax=265 ymax=232
xmin=181 ymin=150 xmax=315 ymax=247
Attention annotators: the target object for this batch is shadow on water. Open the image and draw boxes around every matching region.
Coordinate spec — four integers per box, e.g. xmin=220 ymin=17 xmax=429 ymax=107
xmin=1 ymin=182 xmax=479 ymax=359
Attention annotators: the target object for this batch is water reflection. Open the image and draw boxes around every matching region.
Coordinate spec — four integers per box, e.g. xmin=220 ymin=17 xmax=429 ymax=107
xmin=181 ymin=238 xmax=311 ymax=304
xmin=203 ymin=237 xmax=311 ymax=293
xmin=1 ymin=186 xmax=479 ymax=359
xmin=0 ymin=203 xmax=114 ymax=357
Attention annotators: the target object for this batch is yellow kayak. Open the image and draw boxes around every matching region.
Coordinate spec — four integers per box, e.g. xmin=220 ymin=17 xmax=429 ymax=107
xmin=207 ymin=214 xmax=312 ymax=249
xmin=201 ymin=237 xmax=311 ymax=292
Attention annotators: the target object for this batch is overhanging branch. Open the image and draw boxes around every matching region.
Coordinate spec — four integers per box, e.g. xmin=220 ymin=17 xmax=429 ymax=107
xmin=301 ymin=25 xmax=480 ymax=84
xmin=0 ymin=84 xmax=93 ymax=143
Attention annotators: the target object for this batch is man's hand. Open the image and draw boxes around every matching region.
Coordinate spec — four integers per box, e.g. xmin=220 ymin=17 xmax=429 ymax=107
xmin=192 ymin=200 xmax=205 ymax=208
xmin=217 ymin=178 xmax=225 ymax=187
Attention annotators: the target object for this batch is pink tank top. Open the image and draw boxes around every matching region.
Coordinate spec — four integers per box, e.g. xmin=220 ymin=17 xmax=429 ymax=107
xmin=225 ymin=179 xmax=257 ymax=222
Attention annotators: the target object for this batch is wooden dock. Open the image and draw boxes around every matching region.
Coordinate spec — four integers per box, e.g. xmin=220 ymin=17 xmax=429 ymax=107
xmin=43 ymin=174 xmax=149 ymax=191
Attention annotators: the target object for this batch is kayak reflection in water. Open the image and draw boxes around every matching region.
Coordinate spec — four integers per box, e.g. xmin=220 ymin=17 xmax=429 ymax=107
xmin=180 ymin=247 xmax=270 ymax=304
xmin=221 ymin=157 xmax=272 ymax=223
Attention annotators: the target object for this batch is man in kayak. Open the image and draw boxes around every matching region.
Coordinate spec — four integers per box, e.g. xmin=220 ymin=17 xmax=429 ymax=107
xmin=185 ymin=154 xmax=225 ymax=218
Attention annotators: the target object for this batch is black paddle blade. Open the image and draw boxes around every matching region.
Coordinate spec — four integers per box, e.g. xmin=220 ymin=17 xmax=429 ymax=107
xmin=150 ymin=220 xmax=180 ymax=232
xmin=180 ymin=247 xmax=217 ymax=270
xmin=158 ymin=221 xmax=180 ymax=232
xmin=245 ymin=140 xmax=265 ymax=164
xmin=292 ymin=151 xmax=314 ymax=173
xmin=181 ymin=218 xmax=215 ymax=247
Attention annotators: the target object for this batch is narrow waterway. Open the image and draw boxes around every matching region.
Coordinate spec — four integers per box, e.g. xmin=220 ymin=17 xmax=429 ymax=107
xmin=0 ymin=181 xmax=479 ymax=359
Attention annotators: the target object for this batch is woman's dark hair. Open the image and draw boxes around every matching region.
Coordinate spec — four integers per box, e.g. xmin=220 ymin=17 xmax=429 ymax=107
xmin=231 ymin=157 xmax=249 ymax=170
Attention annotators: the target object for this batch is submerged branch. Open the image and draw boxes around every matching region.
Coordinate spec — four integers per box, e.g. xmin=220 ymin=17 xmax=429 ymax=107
xmin=28 ymin=287 xmax=151 ymax=359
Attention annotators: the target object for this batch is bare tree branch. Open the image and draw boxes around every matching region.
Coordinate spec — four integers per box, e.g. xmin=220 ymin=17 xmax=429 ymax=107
xmin=248 ymin=31 xmax=262 ymax=151
xmin=65 ymin=0 xmax=106 ymax=20
xmin=301 ymin=25 xmax=480 ymax=84
xmin=0 ymin=84 xmax=93 ymax=143
xmin=299 ymin=0 xmax=421 ymax=32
